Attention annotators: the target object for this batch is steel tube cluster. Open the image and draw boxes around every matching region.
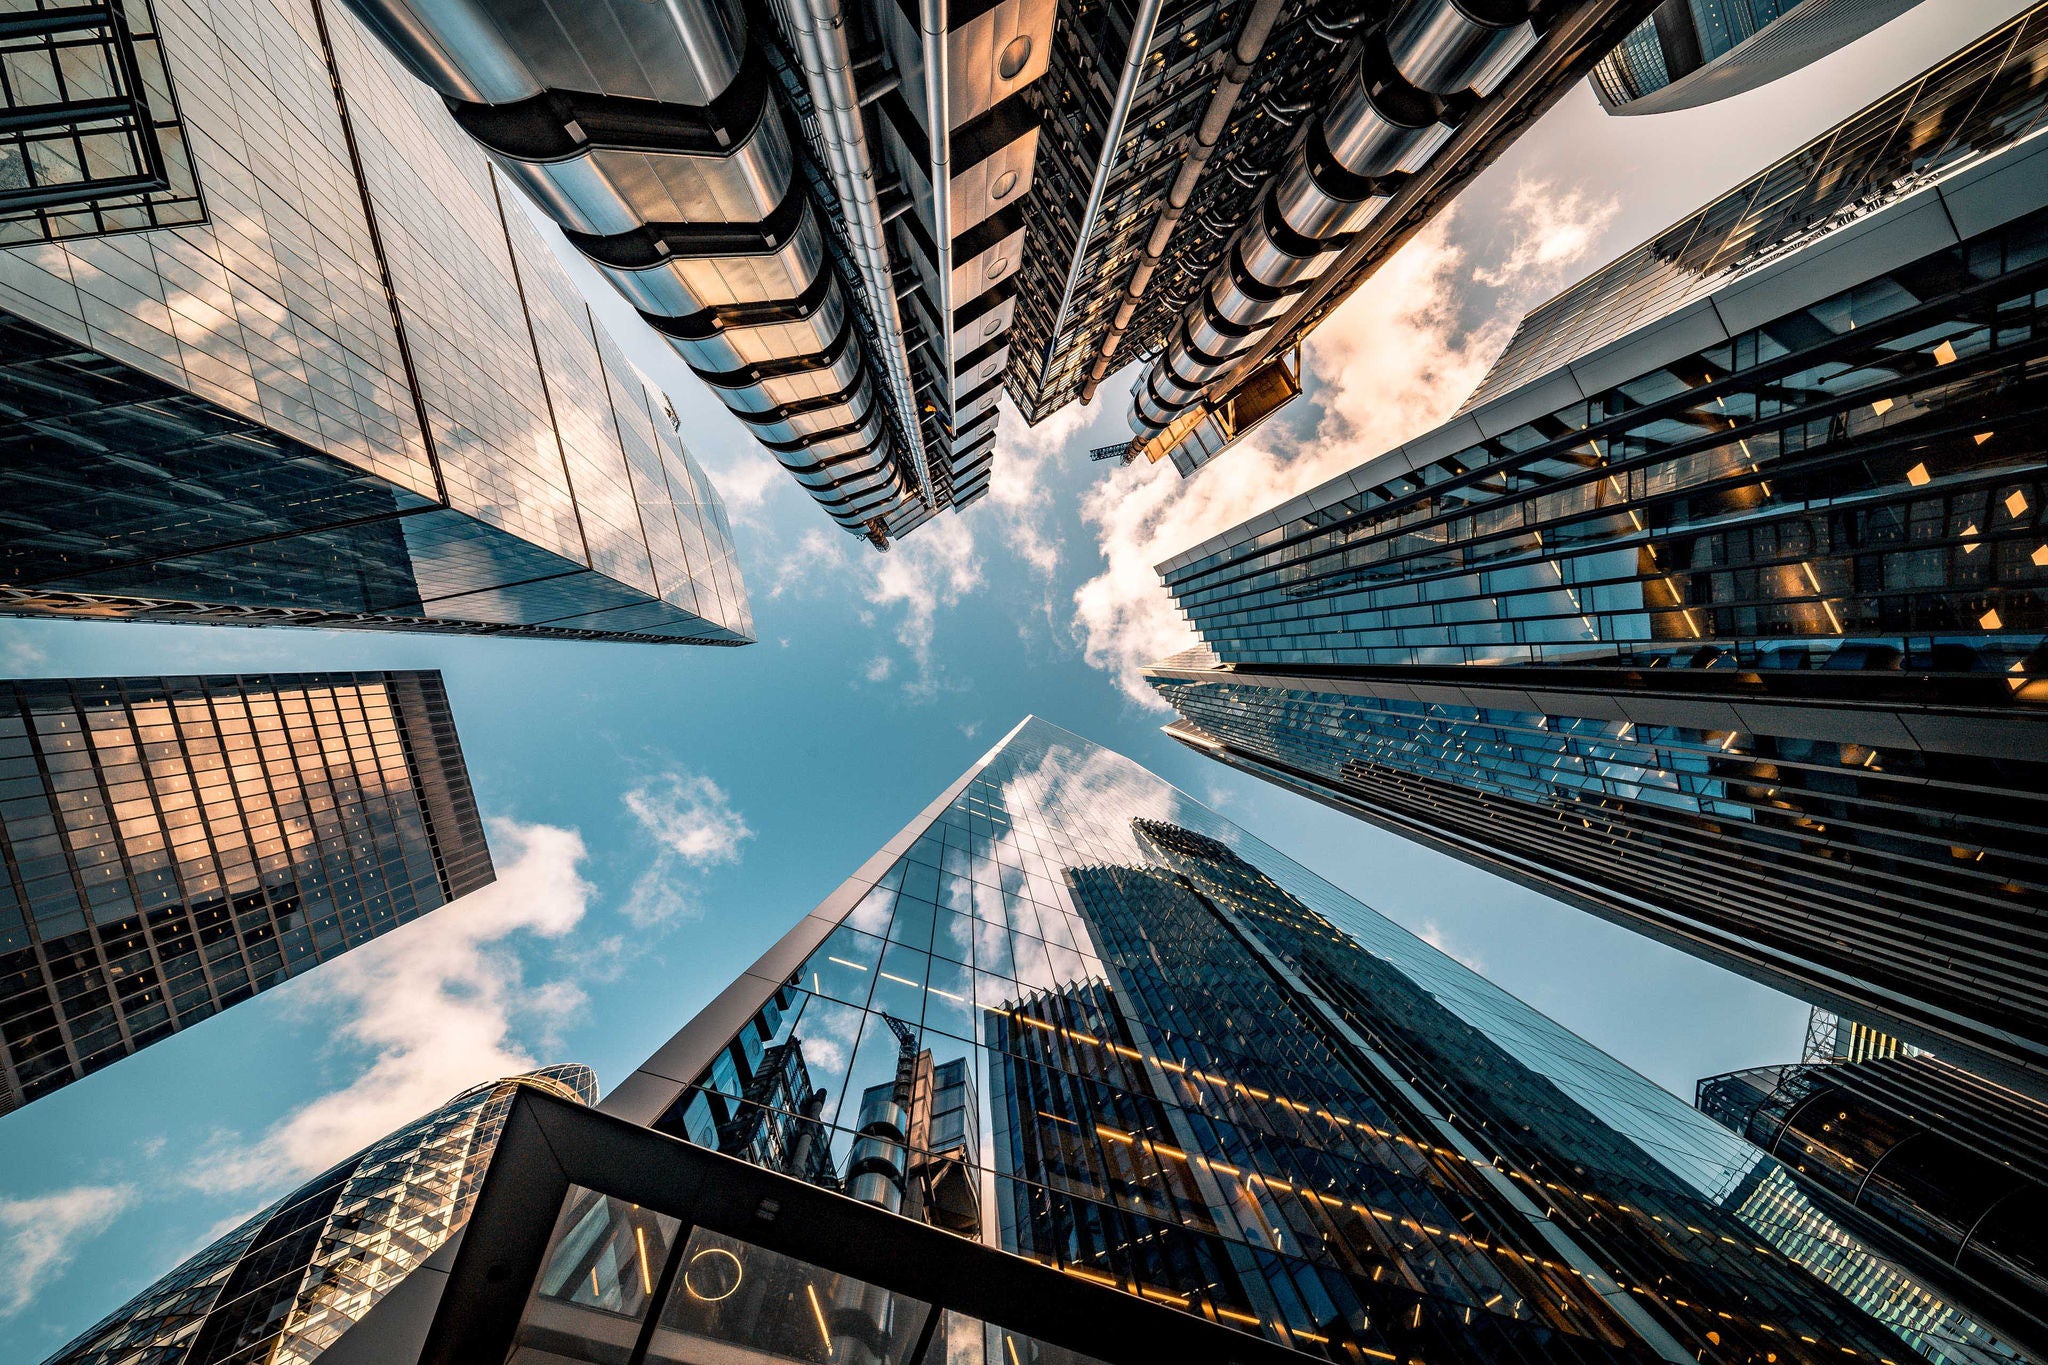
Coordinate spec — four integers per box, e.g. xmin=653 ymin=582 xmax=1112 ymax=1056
xmin=1079 ymin=0 xmax=1283 ymax=405
xmin=1127 ymin=0 xmax=1539 ymax=440
xmin=340 ymin=0 xmax=916 ymax=531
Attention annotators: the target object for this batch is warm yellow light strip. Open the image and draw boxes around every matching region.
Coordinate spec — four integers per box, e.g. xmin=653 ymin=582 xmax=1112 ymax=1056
xmin=805 ymin=1282 xmax=833 ymax=1352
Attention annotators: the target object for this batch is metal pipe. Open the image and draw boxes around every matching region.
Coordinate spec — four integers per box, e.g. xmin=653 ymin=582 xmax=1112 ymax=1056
xmin=1124 ymin=0 xmax=1542 ymax=440
xmin=782 ymin=0 xmax=934 ymax=505
xmin=1040 ymin=0 xmax=1166 ymax=384
xmin=1080 ymin=0 xmax=1283 ymax=403
xmin=918 ymin=0 xmax=956 ymax=448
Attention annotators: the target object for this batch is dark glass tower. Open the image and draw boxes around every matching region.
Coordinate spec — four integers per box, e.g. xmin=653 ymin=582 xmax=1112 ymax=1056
xmin=1698 ymin=1053 xmax=2048 ymax=1358
xmin=1590 ymin=0 xmax=1928 ymax=115
xmin=1149 ymin=7 xmax=2048 ymax=1099
xmin=477 ymin=716 xmax=2032 ymax=1365
xmin=42 ymin=1064 xmax=598 ymax=1365
xmin=0 ymin=671 xmax=493 ymax=1113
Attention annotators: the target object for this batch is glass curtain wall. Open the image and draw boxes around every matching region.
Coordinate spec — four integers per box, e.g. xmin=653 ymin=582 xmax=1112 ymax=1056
xmin=611 ymin=718 xmax=2030 ymax=1365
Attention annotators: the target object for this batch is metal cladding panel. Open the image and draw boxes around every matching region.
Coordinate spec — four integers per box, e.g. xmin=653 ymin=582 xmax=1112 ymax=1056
xmin=950 ymin=123 xmax=1039 ymax=237
xmin=946 ymin=0 xmax=1056 ymax=126
xmin=954 ymin=293 xmax=1015 ymax=352
xmin=1706 ymin=193 xmax=1962 ymax=338
xmin=950 ymin=225 xmax=1025 ymax=306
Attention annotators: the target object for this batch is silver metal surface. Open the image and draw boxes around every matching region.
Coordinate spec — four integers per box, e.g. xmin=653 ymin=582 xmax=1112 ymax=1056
xmin=1039 ymin=0 xmax=1165 ymax=384
xmin=1125 ymin=0 xmax=1543 ymax=445
xmin=779 ymin=0 xmax=932 ymax=504
xmin=1082 ymin=0 xmax=1284 ymax=397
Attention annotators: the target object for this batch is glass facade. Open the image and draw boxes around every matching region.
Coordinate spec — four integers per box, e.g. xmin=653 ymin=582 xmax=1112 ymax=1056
xmin=0 ymin=671 xmax=493 ymax=1113
xmin=559 ymin=717 xmax=2031 ymax=1365
xmin=1697 ymin=1054 xmax=2048 ymax=1357
xmin=1148 ymin=21 xmax=2048 ymax=1099
xmin=0 ymin=0 xmax=204 ymax=243
xmin=42 ymin=1064 xmax=598 ymax=1365
xmin=0 ymin=0 xmax=750 ymax=644
xmin=1498 ymin=8 xmax=2045 ymax=406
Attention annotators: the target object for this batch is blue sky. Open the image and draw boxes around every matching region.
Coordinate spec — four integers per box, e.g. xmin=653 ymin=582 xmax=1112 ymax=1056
xmin=0 ymin=2 xmax=2027 ymax=1356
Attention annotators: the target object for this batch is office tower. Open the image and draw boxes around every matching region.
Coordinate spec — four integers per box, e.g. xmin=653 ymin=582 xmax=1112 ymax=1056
xmin=1148 ymin=7 xmax=2048 ymax=1097
xmin=42 ymin=1064 xmax=597 ymax=1365
xmin=1591 ymin=0 xmax=1928 ymax=115
xmin=1698 ymin=1052 xmax=2048 ymax=1357
xmin=0 ymin=671 xmax=492 ymax=1114
xmin=0 ymin=0 xmax=750 ymax=644
xmin=389 ymin=716 xmax=2035 ymax=1365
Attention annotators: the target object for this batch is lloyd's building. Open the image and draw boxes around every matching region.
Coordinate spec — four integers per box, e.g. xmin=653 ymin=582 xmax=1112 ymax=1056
xmin=1148 ymin=5 xmax=2048 ymax=1101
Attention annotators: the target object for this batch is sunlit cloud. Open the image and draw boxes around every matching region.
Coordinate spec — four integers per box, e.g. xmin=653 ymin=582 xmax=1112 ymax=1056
xmin=1070 ymin=181 xmax=1618 ymax=706
xmin=184 ymin=820 xmax=594 ymax=1195
xmin=622 ymin=771 xmax=754 ymax=926
xmin=0 ymin=1184 xmax=134 ymax=1317
xmin=864 ymin=514 xmax=983 ymax=699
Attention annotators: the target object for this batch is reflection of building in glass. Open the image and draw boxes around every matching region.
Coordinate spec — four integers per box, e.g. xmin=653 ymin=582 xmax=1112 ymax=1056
xmin=1699 ymin=1051 xmax=2048 ymax=1358
xmin=569 ymin=716 xmax=2033 ymax=1364
xmin=0 ymin=0 xmax=750 ymax=645
xmin=42 ymin=1064 xmax=596 ymax=1365
xmin=0 ymin=671 xmax=491 ymax=1114
xmin=1590 ymin=0 xmax=1927 ymax=115
xmin=1149 ymin=7 xmax=2048 ymax=1099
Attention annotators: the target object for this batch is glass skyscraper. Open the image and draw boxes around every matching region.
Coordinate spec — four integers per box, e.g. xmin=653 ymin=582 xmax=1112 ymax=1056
xmin=42 ymin=1064 xmax=597 ymax=1365
xmin=446 ymin=717 xmax=2033 ymax=1365
xmin=1698 ymin=1052 xmax=2047 ymax=1357
xmin=0 ymin=0 xmax=750 ymax=645
xmin=1589 ymin=0 xmax=1929 ymax=115
xmin=1148 ymin=8 xmax=2048 ymax=1099
xmin=0 ymin=671 xmax=492 ymax=1113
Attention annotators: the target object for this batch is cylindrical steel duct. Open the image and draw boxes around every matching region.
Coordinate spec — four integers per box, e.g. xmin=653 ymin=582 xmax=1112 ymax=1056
xmin=1126 ymin=0 xmax=1539 ymax=441
xmin=335 ymin=0 xmax=910 ymax=532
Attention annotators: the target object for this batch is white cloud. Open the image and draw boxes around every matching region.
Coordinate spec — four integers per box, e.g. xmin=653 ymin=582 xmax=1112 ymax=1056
xmin=694 ymin=454 xmax=784 ymax=526
xmin=621 ymin=770 xmax=754 ymax=926
xmin=985 ymin=396 xmax=1090 ymax=578
xmin=863 ymin=655 xmax=894 ymax=683
xmin=186 ymin=821 xmax=594 ymax=1195
xmin=0 ymin=1184 xmax=133 ymax=1316
xmin=1414 ymin=918 xmax=1487 ymax=974
xmin=958 ymin=720 xmax=982 ymax=741
xmin=770 ymin=527 xmax=854 ymax=600
xmin=1070 ymin=183 xmax=1616 ymax=707
xmin=864 ymin=513 xmax=983 ymax=698
xmin=0 ymin=635 xmax=49 ymax=672
xmin=1471 ymin=175 xmax=1620 ymax=292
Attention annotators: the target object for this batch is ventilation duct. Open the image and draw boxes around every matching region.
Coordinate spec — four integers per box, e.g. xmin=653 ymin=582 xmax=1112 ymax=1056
xmin=1127 ymin=0 xmax=1540 ymax=441
xmin=339 ymin=0 xmax=912 ymax=533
